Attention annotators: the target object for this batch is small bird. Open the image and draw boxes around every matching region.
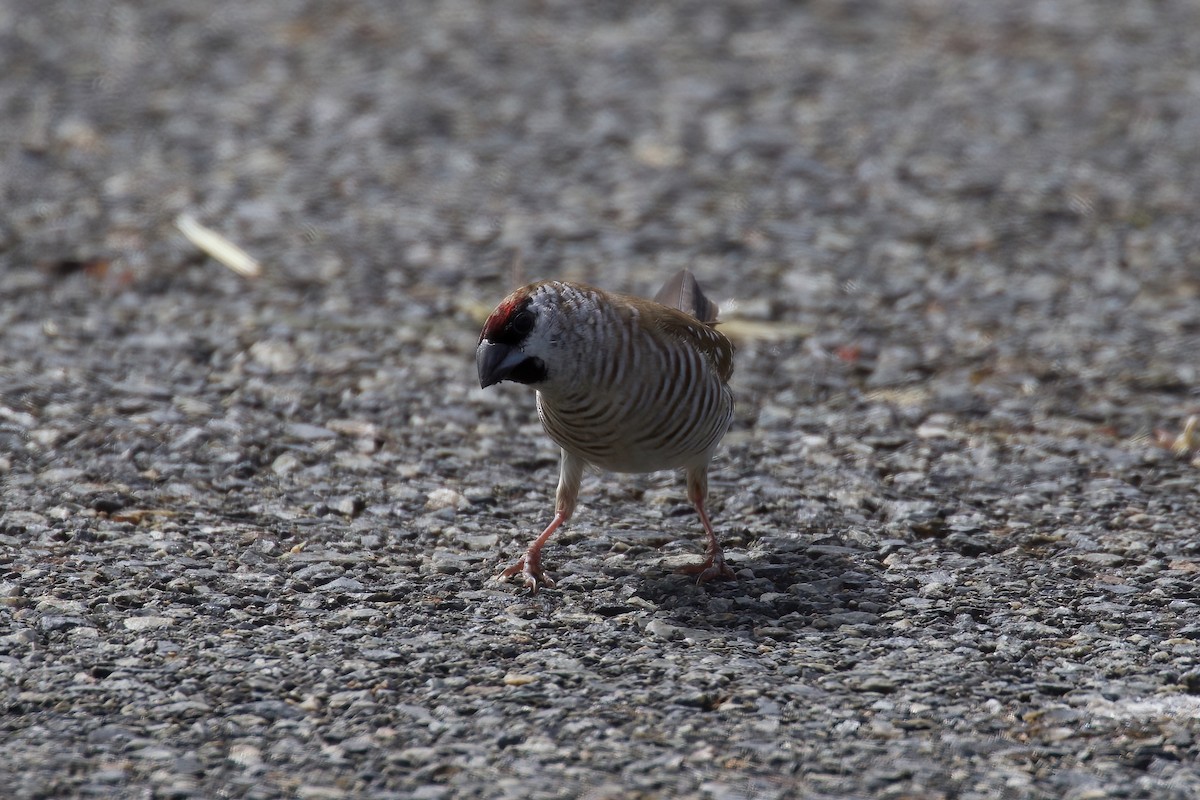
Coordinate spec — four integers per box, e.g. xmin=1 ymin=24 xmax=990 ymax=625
xmin=476 ymin=269 xmax=736 ymax=592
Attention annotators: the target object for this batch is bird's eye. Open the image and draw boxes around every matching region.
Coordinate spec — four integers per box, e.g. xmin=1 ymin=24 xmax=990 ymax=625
xmin=510 ymin=310 xmax=535 ymax=336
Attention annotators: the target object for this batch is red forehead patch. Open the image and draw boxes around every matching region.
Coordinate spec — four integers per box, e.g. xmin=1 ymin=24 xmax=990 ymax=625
xmin=480 ymin=286 xmax=533 ymax=342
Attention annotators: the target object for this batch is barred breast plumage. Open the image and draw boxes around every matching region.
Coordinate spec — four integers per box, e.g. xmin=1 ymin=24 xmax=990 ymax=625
xmin=534 ymin=286 xmax=733 ymax=475
xmin=476 ymin=270 xmax=736 ymax=593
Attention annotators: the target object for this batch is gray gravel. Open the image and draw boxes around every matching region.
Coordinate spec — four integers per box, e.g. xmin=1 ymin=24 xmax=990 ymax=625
xmin=3 ymin=1 xmax=1200 ymax=798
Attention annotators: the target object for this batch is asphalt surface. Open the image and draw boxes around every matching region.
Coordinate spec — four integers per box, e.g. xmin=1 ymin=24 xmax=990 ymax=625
xmin=2 ymin=2 xmax=1200 ymax=798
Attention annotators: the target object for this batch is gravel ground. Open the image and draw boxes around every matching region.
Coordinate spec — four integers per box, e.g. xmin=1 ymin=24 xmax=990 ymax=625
xmin=3 ymin=2 xmax=1200 ymax=798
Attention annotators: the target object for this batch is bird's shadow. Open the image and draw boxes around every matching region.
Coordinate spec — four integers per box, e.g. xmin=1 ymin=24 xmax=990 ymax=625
xmin=547 ymin=528 xmax=897 ymax=637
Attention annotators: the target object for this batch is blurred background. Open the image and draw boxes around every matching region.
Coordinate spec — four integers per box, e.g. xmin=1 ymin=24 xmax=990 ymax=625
xmin=5 ymin=1 xmax=1199 ymax=326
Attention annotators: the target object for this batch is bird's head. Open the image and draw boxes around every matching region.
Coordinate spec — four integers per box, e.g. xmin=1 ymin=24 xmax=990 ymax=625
xmin=476 ymin=284 xmax=553 ymax=388
xmin=476 ymin=281 xmax=606 ymax=390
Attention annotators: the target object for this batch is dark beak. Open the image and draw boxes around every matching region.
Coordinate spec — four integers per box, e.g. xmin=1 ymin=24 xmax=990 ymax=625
xmin=477 ymin=341 xmax=528 ymax=388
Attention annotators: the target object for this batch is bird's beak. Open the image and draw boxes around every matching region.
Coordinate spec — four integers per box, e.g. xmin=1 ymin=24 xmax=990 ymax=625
xmin=477 ymin=341 xmax=528 ymax=388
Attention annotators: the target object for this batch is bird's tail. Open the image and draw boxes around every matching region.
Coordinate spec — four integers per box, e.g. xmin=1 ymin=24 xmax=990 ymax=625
xmin=653 ymin=269 xmax=720 ymax=325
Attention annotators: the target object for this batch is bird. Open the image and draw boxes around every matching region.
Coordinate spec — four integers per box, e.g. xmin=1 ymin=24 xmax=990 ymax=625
xmin=476 ymin=269 xmax=736 ymax=593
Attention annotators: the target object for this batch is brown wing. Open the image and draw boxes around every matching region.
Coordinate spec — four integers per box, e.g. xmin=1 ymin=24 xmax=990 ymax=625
xmin=648 ymin=270 xmax=732 ymax=381
xmin=653 ymin=269 xmax=720 ymax=324
xmin=653 ymin=307 xmax=735 ymax=383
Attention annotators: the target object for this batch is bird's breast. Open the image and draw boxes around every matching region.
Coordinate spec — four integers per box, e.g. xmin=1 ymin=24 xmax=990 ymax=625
xmin=535 ymin=351 xmax=732 ymax=474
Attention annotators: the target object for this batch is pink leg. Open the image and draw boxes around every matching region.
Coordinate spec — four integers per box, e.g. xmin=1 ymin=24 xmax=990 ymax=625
xmin=500 ymin=449 xmax=584 ymax=593
xmin=500 ymin=511 xmax=566 ymax=592
xmin=678 ymin=466 xmax=735 ymax=583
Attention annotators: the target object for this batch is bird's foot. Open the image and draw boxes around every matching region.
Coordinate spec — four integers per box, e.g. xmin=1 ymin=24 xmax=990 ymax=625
xmin=499 ymin=552 xmax=556 ymax=594
xmin=678 ymin=551 xmax=736 ymax=584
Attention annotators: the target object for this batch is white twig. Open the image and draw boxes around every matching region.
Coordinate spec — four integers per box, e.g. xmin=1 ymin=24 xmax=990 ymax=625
xmin=175 ymin=213 xmax=262 ymax=278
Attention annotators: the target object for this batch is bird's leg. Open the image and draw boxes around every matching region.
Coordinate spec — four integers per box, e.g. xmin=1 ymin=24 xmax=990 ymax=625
xmin=678 ymin=467 xmax=736 ymax=583
xmin=500 ymin=512 xmax=565 ymax=592
xmin=500 ymin=449 xmax=584 ymax=593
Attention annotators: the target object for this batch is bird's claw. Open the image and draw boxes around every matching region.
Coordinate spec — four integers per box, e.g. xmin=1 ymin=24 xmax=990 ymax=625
xmin=679 ymin=552 xmax=736 ymax=584
xmin=499 ymin=554 xmax=556 ymax=594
